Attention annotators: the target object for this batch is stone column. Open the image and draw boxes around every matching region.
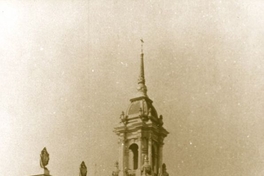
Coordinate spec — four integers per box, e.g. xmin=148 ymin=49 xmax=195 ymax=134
xmin=158 ymin=143 xmax=164 ymax=171
xmin=148 ymin=134 xmax=152 ymax=174
xmin=142 ymin=137 xmax=147 ymax=156
xmin=119 ymin=137 xmax=125 ymax=176
xmin=137 ymin=136 xmax=142 ymax=176
xmin=155 ymin=147 xmax=158 ymax=174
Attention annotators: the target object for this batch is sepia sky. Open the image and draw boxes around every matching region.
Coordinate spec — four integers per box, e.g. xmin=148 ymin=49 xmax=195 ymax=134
xmin=0 ymin=0 xmax=264 ymax=176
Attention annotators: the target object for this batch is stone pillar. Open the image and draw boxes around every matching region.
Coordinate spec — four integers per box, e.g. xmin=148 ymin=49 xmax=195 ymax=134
xmin=158 ymin=143 xmax=164 ymax=171
xmin=148 ymin=135 xmax=152 ymax=175
xmin=119 ymin=137 xmax=125 ymax=176
xmin=137 ymin=136 xmax=142 ymax=176
xmin=155 ymin=147 xmax=158 ymax=174
xmin=142 ymin=137 xmax=147 ymax=156
xmin=128 ymin=149 xmax=133 ymax=170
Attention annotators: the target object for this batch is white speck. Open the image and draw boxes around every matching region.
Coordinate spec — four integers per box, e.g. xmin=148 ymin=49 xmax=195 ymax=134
xmin=91 ymin=69 xmax=94 ymax=72
xmin=120 ymin=62 xmax=128 ymax=67
xmin=40 ymin=47 xmax=44 ymax=51
xmin=190 ymin=141 xmax=192 ymax=145
xmin=237 ymin=103 xmax=241 ymax=106
xmin=247 ymin=135 xmax=250 ymax=138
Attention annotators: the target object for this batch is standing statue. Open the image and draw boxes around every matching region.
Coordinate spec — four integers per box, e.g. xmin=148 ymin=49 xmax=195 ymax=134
xmin=148 ymin=108 xmax=152 ymax=117
xmin=158 ymin=115 xmax=164 ymax=127
xmin=159 ymin=163 xmax=169 ymax=176
xmin=79 ymin=161 xmax=87 ymax=176
xmin=120 ymin=111 xmax=128 ymax=125
xmin=40 ymin=147 xmax=50 ymax=175
xmin=141 ymin=156 xmax=151 ymax=176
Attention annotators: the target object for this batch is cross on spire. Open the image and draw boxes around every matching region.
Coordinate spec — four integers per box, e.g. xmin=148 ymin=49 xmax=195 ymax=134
xmin=141 ymin=39 xmax=144 ymax=54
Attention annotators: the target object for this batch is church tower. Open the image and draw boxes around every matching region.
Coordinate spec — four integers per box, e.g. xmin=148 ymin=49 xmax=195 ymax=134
xmin=114 ymin=41 xmax=169 ymax=176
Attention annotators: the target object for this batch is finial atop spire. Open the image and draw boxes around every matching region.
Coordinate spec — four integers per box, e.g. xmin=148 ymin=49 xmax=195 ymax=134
xmin=141 ymin=39 xmax=144 ymax=54
xmin=137 ymin=39 xmax=148 ymax=97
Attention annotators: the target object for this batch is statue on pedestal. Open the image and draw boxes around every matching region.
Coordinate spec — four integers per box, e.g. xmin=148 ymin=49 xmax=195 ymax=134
xmin=120 ymin=111 xmax=128 ymax=125
xmin=141 ymin=156 xmax=151 ymax=176
xmin=158 ymin=115 xmax=164 ymax=127
xmin=40 ymin=147 xmax=50 ymax=175
xmin=79 ymin=161 xmax=87 ymax=176
xmin=148 ymin=108 xmax=152 ymax=117
xmin=159 ymin=163 xmax=169 ymax=176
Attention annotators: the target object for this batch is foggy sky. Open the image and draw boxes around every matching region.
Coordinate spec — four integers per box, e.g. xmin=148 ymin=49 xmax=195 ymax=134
xmin=0 ymin=0 xmax=264 ymax=176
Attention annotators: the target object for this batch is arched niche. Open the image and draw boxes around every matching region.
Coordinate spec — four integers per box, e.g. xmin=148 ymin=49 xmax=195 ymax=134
xmin=129 ymin=143 xmax=139 ymax=170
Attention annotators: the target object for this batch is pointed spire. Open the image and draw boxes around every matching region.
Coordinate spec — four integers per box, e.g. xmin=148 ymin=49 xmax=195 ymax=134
xmin=137 ymin=39 xmax=148 ymax=97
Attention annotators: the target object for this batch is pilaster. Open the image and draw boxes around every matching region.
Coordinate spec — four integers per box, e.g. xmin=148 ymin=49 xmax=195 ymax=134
xmin=138 ymin=136 xmax=142 ymax=176
xmin=158 ymin=144 xmax=163 ymax=172
xmin=148 ymin=134 xmax=152 ymax=174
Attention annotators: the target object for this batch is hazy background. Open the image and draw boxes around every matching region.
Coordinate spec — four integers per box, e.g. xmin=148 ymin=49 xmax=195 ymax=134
xmin=0 ymin=0 xmax=264 ymax=176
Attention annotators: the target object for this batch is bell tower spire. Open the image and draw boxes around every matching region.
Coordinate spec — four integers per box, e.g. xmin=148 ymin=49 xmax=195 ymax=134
xmin=137 ymin=39 xmax=147 ymax=97
xmin=114 ymin=41 xmax=169 ymax=176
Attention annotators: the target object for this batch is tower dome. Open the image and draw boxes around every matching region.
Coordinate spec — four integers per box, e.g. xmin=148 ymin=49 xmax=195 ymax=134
xmin=126 ymin=98 xmax=158 ymax=119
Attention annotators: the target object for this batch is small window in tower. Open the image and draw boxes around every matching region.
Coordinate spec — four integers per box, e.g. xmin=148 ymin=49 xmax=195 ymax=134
xmin=129 ymin=144 xmax=139 ymax=170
